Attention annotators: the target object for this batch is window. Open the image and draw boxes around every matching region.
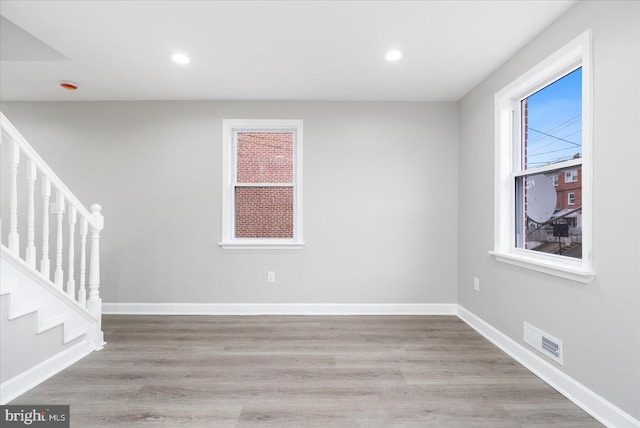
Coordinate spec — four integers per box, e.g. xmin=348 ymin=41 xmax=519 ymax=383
xmin=491 ymin=30 xmax=593 ymax=283
xmin=565 ymin=169 xmax=578 ymax=183
xmin=220 ymin=119 xmax=303 ymax=249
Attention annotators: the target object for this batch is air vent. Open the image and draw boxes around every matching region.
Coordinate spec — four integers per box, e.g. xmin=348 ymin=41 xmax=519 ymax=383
xmin=542 ymin=336 xmax=560 ymax=357
xmin=524 ymin=322 xmax=563 ymax=365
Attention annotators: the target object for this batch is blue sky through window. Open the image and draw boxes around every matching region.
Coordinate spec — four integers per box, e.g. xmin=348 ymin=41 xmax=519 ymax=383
xmin=524 ymin=67 xmax=582 ymax=168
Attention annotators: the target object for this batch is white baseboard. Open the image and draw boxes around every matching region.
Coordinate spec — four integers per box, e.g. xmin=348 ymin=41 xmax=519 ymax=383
xmin=0 ymin=340 xmax=94 ymax=405
xmin=102 ymin=302 xmax=458 ymax=316
xmin=457 ymin=305 xmax=640 ymax=428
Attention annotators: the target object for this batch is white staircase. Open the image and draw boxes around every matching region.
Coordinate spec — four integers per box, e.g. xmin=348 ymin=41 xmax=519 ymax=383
xmin=0 ymin=112 xmax=105 ymax=404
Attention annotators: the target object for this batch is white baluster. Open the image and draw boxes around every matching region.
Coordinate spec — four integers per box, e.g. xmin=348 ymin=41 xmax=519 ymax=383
xmin=40 ymin=177 xmax=52 ymax=279
xmin=54 ymin=191 xmax=65 ymax=289
xmin=87 ymin=204 xmax=104 ymax=330
xmin=78 ymin=217 xmax=88 ymax=308
xmin=8 ymin=141 xmax=20 ymax=255
xmin=67 ymin=206 xmax=77 ymax=300
xmin=26 ymin=160 xmax=38 ymax=268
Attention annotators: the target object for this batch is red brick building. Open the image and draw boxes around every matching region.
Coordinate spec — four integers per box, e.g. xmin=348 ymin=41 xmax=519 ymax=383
xmin=549 ymin=166 xmax=582 ymax=228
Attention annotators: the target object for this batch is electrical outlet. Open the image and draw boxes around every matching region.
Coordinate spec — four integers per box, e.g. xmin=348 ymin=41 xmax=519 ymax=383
xmin=473 ymin=277 xmax=480 ymax=292
xmin=267 ymin=271 xmax=276 ymax=283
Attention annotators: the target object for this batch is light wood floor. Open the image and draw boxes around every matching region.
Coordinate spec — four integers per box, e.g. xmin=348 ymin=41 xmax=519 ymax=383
xmin=11 ymin=315 xmax=601 ymax=427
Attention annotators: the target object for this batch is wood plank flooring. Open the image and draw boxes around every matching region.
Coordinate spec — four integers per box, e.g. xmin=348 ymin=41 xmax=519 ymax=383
xmin=10 ymin=315 xmax=602 ymax=427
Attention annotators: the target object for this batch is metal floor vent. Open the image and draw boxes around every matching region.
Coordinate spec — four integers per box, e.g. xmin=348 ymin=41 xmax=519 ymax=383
xmin=542 ymin=336 xmax=560 ymax=357
xmin=524 ymin=322 xmax=563 ymax=365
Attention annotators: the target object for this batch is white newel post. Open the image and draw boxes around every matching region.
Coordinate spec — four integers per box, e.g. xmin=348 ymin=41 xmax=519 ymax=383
xmin=79 ymin=217 xmax=88 ymax=308
xmin=40 ymin=177 xmax=52 ymax=279
xmin=87 ymin=204 xmax=104 ymax=347
xmin=26 ymin=160 xmax=37 ymax=268
xmin=67 ymin=206 xmax=77 ymax=300
xmin=54 ymin=191 xmax=65 ymax=289
xmin=8 ymin=141 xmax=20 ymax=255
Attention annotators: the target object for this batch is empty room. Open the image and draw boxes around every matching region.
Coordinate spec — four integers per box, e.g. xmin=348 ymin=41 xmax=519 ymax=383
xmin=0 ymin=1 xmax=638 ymax=427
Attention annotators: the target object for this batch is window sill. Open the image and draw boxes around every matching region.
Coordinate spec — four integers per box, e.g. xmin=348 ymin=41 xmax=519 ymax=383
xmin=219 ymin=241 xmax=304 ymax=250
xmin=489 ymin=250 xmax=594 ymax=284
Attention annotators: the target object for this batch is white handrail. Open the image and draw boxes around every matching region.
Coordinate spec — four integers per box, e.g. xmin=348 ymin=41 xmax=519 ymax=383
xmin=0 ymin=112 xmax=101 ymax=231
xmin=0 ymin=111 xmax=104 ymax=329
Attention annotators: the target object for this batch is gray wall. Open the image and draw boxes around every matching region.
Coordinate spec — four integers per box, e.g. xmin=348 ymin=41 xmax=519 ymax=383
xmin=457 ymin=0 xmax=639 ymax=419
xmin=0 ymin=101 xmax=459 ymax=305
xmin=2 ymin=0 xmax=638 ymax=419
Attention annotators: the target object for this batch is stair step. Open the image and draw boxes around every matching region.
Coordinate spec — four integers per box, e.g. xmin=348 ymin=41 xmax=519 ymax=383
xmin=65 ymin=324 xmax=90 ymax=344
xmin=8 ymin=297 xmax=44 ymax=320
xmin=36 ymin=313 xmax=67 ymax=335
xmin=2 ymin=243 xmax=100 ymax=351
xmin=2 ymin=278 xmax=90 ymax=344
xmin=0 ymin=280 xmax=17 ymax=294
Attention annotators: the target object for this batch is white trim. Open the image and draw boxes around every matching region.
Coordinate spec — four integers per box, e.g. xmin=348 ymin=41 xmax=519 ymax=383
xmin=218 ymin=242 xmax=305 ymax=250
xmin=457 ymin=305 xmax=640 ymax=428
xmin=102 ymin=302 xmax=457 ymax=316
xmin=0 ymin=340 xmax=94 ymax=405
xmin=493 ymin=30 xmax=593 ymax=281
xmin=513 ymin=157 xmax=583 ymax=178
xmin=1 ymin=245 xmax=98 ymax=323
xmin=220 ymin=119 xmax=303 ymax=249
xmin=490 ymin=250 xmax=594 ymax=283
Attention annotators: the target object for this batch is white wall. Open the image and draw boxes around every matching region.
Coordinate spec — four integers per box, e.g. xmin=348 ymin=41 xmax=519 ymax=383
xmin=0 ymin=101 xmax=459 ymax=306
xmin=457 ymin=1 xmax=639 ymax=419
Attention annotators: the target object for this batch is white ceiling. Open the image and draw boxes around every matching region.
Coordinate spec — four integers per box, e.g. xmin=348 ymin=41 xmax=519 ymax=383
xmin=0 ymin=0 xmax=577 ymax=102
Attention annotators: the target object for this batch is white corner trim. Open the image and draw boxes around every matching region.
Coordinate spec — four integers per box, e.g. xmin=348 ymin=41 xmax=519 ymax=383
xmin=102 ymin=302 xmax=457 ymax=316
xmin=0 ymin=339 xmax=95 ymax=405
xmin=457 ymin=305 xmax=640 ymax=428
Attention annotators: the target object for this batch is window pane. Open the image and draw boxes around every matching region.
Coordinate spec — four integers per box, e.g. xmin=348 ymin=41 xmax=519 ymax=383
xmin=517 ymin=167 xmax=582 ymax=259
xmin=237 ymin=132 xmax=293 ymax=183
xmin=522 ymin=68 xmax=582 ymax=170
xmin=235 ymin=187 xmax=293 ymax=238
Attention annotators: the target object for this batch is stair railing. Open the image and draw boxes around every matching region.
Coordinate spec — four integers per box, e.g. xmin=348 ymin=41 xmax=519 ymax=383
xmin=0 ymin=112 xmax=104 ymax=328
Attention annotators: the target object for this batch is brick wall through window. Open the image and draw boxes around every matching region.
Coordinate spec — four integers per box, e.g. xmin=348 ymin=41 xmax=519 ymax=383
xmin=237 ymin=133 xmax=293 ymax=183
xmin=235 ymin=187 xmax=294 ymax=238
xmin=235 ymin=132 xmax=294 ymax=239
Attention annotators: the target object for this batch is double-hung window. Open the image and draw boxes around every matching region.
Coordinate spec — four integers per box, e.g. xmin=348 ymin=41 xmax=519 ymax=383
xmin=220 ymin=119 xmax=303 ymax=249
xmin=491 ymin=30 xmax=593 ymax=283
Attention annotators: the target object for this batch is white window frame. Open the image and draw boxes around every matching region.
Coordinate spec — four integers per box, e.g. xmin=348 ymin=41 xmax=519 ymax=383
xmin=219 ymin=119 xmax=304 ymax=249
xmin=565 ymin=169 xmax=578 ymax=183
xmin=490 ymin=30 xmax=593 ymax=283
xmin=550 ymin=174 xmax=559 ymax=186
xmin=568 ymin=192 xmax=576 ymax=205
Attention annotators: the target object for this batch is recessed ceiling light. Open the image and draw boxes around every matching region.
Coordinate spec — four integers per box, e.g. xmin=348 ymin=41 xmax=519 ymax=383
xmin=385 ymin=50 xmax=403 ymax=62
xmin=171 ymin=53 xmax=190 ymax=65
